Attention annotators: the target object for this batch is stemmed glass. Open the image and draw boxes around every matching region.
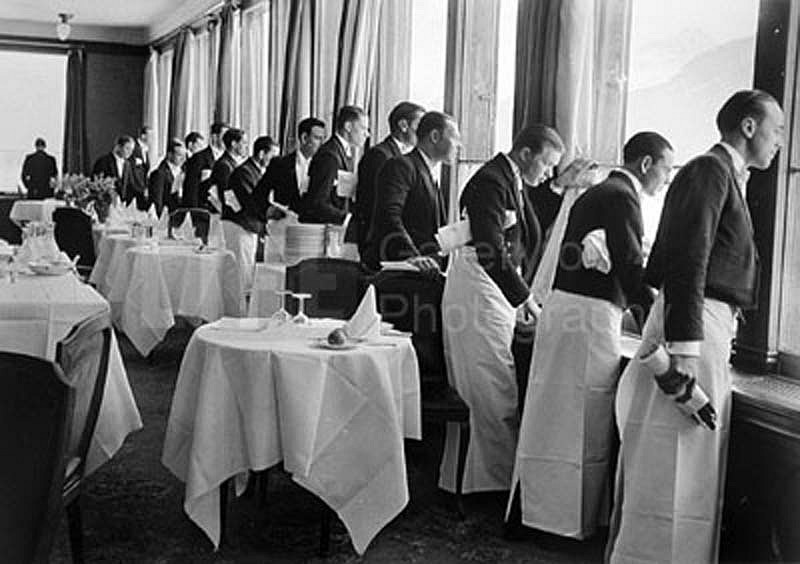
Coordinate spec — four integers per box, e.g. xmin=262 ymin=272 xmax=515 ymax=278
xmin=291 ymin=292 xmax=312 ymax=325
xmin=271 ymin=290 xmax=292 ymax=324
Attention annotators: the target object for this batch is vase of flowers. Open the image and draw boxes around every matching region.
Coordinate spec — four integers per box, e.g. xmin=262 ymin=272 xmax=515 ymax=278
xmin=52 ymin=174 xmax=118 ymax=223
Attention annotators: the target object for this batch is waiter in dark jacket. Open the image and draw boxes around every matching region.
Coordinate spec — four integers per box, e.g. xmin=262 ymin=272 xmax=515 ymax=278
xmin=148 ymin=138 xmax=187 ymax=214
xmin=183 ymin=122 xmax=228 ymax=209
xmin=350 ymin=101 xmax=425 ymax=255
xmin=299 ymin=105 xmax=369 ymax=225
xmin=21 ymin=138 xmax=57 ymax=199
xmin=129 ymin=126 xmax=151 ymax=201
xmin=607 ymin=90 xmax=784 ymax=564
xmin=364 ymin=111 xmax=460 ymax=273
xmin=92 ymin=135 xmax=137 ymax=205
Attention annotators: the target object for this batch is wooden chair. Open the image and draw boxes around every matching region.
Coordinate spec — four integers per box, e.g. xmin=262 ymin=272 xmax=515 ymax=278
xmin=285 ymin=257 xmax=367 ymax=319
xmin=56 ymin=310 xmax=113 ymax=564
xmin=169 ymin=207 xmax=211 ymax=243
xmin=0 ymin=351 xmax=74 ymax=564
xmin=370 ymin=269 xmax=470 ymax=517
xmin=53 ymin=207 xmax=96 ymax=278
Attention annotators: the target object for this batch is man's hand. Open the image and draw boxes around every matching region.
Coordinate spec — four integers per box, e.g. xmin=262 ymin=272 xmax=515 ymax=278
xmin=516 ymin=295 xmax=540 ymax=331
xmin=554 ymin=157 xmax=599 ymax=190
xmin=408 ymin=255 xmax=441 ymax=275
xmin=670 ymin=354 xmax=698 ymax=379
xmin=265 ymin=205 xmax=287 ymax=220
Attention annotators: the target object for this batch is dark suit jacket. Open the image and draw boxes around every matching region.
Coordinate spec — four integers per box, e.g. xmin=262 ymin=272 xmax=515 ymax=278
xmin=212 ymin=152 xmax=239 ymax=218
xmin=526 ymin=179 xmax=563 ymax=237
xmin=92 ymin=152 xmax=135 ymax=203
xmin=365 ymin=148 xmax=446 ymax=268
xmin=129 ymin=140 xmax=150 ymax=198
xmin=300 ymin=137 xmax=352 ymax=224
xmin=352 ymin=136 xmax=402 ymax=252
xmin=554 ymin=171 xmax=652 ymax=315
xmin=148 ymin=159 xmax=181 ymax=215
xmin=255 ymin=151 xmax=304 ymax=215
xmin=21 ymin=150 xmax=57 ymax=199
xmin=227 ymin=157 xmax=266 ymax=234
xmin=461 ymin=154 xmax=543 ymax=307
xmin=183 ymin=146 xmax=216 ymax=208
xmin=646 ymin=144 xmax=759 ymax=342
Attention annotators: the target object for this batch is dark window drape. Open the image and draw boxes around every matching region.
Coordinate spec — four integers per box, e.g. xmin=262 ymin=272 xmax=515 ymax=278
xmin=168 ymin=29 xmax=191 ymax=141
xmin=63 ymin=48 xmax=88 ymax=175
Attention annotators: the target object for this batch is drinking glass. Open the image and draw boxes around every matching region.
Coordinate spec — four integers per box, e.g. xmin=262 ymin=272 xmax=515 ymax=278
xmin=291 ymin=292 xmax=312 ymax=325
xmin=271 ymin=290 xmax=292 ymax=323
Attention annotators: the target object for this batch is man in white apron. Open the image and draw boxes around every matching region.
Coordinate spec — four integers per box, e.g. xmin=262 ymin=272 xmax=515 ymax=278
xmin=439 ymin=125 xmax=565 ymax=494
xmin=607 ymin=90 xmax=784 ymax=563
xmin=507 ymin=132 xmax=674 ymax=540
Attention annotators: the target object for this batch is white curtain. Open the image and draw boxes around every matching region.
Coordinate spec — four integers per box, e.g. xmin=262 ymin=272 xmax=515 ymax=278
xmin=156 ymin=48 xmax=174 ymax=164
xmin=241 ymin=3 xmax=269 ymax=139
xmin=190 ymin=29 xmax=213 ymax=139
xmin=143 ymin=48 xmax=160 ymax=167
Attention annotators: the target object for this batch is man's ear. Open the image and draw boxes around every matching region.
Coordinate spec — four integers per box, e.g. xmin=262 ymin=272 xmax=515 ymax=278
xmin=397 ymin=119 xmax=409 ymax=133
xmin=639 ymin=155 xmax=653 ymax=175
xmin=430 ymin=129 xmax=441 ymax=144
xmin=741 ymin=116 xmax=757 ymax=139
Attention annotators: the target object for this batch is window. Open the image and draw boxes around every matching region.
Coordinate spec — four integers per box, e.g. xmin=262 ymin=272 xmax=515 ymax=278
xmin=0 ymin=50 xmax=66 ymax=191
xmin=409 ymin=0 xmax=447 ymax=113
xmin=625 ymin=0 xmax=759 ymax=248
xmin=493 ymin=0 xmax=518 ymax=153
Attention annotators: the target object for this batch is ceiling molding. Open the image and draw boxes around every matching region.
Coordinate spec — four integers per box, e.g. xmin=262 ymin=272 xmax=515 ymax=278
xmin=0 ymin=18 xmax=147 ymax=45
xmin=147 ymin=0 xmax=223 ymax=44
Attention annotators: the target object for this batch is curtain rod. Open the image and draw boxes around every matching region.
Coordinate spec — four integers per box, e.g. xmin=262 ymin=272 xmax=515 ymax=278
xmin=150 ymin=0 xmax=261 ymax=50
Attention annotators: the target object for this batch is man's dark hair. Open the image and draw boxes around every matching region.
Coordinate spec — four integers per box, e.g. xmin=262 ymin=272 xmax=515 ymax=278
xmin=222 ymin=128 xmax=245 ymax=149
xmin=140 ymin=126 xmax=151 ymax=136
xmin=253 ymin=135 xmax=277 ymax=155
xmin=716 ymin=89 xmax=779 ymax=135
xmin=511 ymin=124 xmax=565 ymax=156
xmin=298 ymin=117 xmax=325 ymax=137
xmin=623 ymin=131 xmax=673 ymax=164
xmin=334 ymin=105 xmax=366 ymax=131
xmin=115 ymin=135 xmax=135 ymax=148
xmin=185 ymin=131 xmax=204 ymax=146
xmin=416 ymin=111 xmax=455 ymax=142
xmin=166 ymin=138 xmax=185 ymax=154
xmin=388 ymin=102 xmax=425 ymax=133
xmin=34 ymin=138 xmax=46 ymax=149
xmin=210 ymin=122 xmax=229 ymax=136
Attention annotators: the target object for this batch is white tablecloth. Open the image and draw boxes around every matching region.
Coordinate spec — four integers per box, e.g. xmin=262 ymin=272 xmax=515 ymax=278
xmin=0 ymin=272 xmax=142 ymax=474
xmin=91 ymin=223 xmax=131 ymax=256
xmin=248 ymin=262 xmax=287 ymax=317
xmin=105 ymin=245 xmax=242 ymax=356
xmin=9 ymin=198 xmax=66 ymax=225
xmin=90 ymin=234 xmax=138 ymax=296
xmin=162 ymin=319 xmax=421 ymax=554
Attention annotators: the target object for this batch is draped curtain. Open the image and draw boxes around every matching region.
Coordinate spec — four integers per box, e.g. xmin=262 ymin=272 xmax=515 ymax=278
xmin=214 ymin=4 xmax=242 ymax=126
xmin=156 ymin=49 xmax=174 ymax=161
xmin=334 ymin=0 xmax=383 ymax=112
xmin=63 ymin=48 xmax=88 ymax=175
xmin=241 ymin=3 xmax=269 ymax=139
xmin=168 ymin=29 xmax=195 ymax=142
xmin=190 ymin=29 xmax=213 ymax=139
xmin=143 ymin=48 xmax=160 ymax=165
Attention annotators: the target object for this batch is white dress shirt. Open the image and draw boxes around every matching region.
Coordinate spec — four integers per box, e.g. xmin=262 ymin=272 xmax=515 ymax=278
xmin=114 ymin=154 xmax=126 ymax=178
xmin=167 ymin=161 xmax=184 ymax=196
xmin=295 ymin=150 xmax=311 ymax=196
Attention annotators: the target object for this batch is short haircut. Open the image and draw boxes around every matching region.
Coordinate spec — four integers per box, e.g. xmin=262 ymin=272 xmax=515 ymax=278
xmin=334 ymin=105 xmax=366 ymax=131
xmin=416 ymin=111 xmax=456 ymax=142
xmin=222 ymin=128 xmax=245 ymax=149
xmin=35 ymin=137 xmax=46 ymax=148
xmin=253 ymin=135 xmax=277 ymax=155
xmin=716 ymin=89 xmax=779 ymax=135
xmin=298 ymin=117 xmax=325 ymax=137
xmin=166 ymin=138 xmax=185 ymax=154
xmin=511 ymin=124 xmax=565 ymax=156
xmin=210 ymin=121 xmax=229 ymax=136
xmin=388 ymin=101 xmax=426 ymax=132
xmin=623 ymin=131 xmax=673 ymax=164
xmin=116 ymin=135 xmax=135 ymax=148
xmin=184 ymin=131 xmax=204 ymax=146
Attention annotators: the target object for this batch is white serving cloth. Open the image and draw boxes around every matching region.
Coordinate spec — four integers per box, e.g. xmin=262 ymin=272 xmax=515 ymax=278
xmin=440 ymin=247 xmax=519 ymax=493
xmin=106 ymin=246 xmax=242 ymax=356
xmin=607 ymin=294 xmax=735 ymax=564
xmin=582 ymin=228 xmax=612 ymax=273
xmin=222 ymin=219 xmax=258 ymax=293
xmin=509 ymin=289 xmax=622 ymax=539
xmin=9 ymin=198 xmax=66 ymax=225
xmin=0 ymin=272 xmax=142 ymax=474
xmin=162 ymin=319 xmax=421 ymax=554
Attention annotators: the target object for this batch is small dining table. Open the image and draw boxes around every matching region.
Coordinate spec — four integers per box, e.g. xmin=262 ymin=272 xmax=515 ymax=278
xmin=162 ymin=317 xmax=421 ymax=555
xmin=8 ymin=198 xmax=66 ymax=226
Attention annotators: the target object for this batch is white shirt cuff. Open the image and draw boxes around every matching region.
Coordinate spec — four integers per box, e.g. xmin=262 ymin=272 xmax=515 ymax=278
xmin=666 ymin=341 xmax=701 ymax=357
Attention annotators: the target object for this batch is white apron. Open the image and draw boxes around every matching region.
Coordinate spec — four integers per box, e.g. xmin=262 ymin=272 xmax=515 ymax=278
xmin=510 ymin=288 xmax=622 ymax=539
xmin=607 ymin=294 xmax=735 ymax=564
xmin=222 ymin=219 xmax=258 ymax=293
xmin=439 ymin=247 xmax=519 ymax=493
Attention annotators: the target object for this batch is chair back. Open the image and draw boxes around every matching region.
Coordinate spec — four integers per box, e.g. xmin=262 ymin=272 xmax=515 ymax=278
xmin=53 ymin=207 xmax=96 ymax=268
xmin=285 ymin=258 xmax=367 ymax=319
xmin=55 ymin=310 xmax=112 ymax=480
xmin=0 ymin=352 xmax=73 ymax=564
xmin=369 ymin=270 xmax=447 ymax=390
xmin=169 ymin=207 xmax=211 ymax=243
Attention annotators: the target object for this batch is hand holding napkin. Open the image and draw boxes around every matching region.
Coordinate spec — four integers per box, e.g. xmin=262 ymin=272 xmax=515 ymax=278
xmin=581 ymin=228 xmax=612 ymax=274
xmin=344 ymin=285 xmax=381 ymax=340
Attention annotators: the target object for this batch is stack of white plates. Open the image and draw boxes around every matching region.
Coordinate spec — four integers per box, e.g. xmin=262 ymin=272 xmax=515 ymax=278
xmin=284 ymin=223 xmax=326 ymax=265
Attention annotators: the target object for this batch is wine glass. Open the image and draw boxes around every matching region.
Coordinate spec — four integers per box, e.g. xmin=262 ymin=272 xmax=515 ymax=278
xmin=291 ymin=292 xmax=312 ymax=325
xmin=271 ymin=290 xmax=292 ymax=324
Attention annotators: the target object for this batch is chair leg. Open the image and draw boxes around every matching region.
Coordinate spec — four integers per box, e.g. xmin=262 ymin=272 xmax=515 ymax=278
xmin=319 ymin=505 xmax=333 ymax=557
xmin=66 ymin=498 xmax=85 ymax=564
xmin=455 ymin=421 xmax=470 ymax=520
xmin=219 ymin=478 xmax=230 ymax=547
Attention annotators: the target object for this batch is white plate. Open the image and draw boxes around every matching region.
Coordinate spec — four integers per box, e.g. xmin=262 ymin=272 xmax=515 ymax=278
xmin=28 ymin=262 xmax=72 ymax=276
xmin=312 ymin=337 xmax=359 ymax=351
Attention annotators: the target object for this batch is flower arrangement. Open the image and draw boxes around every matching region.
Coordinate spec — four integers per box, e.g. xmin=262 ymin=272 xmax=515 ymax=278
xmin=52 ymin=174 xmax=118 ymax=222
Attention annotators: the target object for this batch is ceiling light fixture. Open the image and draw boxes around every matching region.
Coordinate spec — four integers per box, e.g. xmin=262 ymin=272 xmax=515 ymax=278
xmin=56 ymin=13 xmax=73 ymax=42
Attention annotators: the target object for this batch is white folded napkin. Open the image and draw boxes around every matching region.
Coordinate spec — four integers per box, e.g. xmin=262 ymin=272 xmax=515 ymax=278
xmin=147 ymin=203 xmax=158 ymax=221
xmin=336 ymin=170 xmax=357 ymax=198
xmin=344 ymin=285 xmax=381 ymax=340
xmin=435 ymin=211 xmax=518 ymax=254
xmin=126 ymin=199 xmax=137 ymax=218
xmin=380 ymin=261 xmax=420 ymax=272
xmin=581 ymin=228 xmax=612 ymax=274
xmin=178 ymin=213 xmax=195 ymax=241
xmin=207 ymin=215 xmax=226 ymax=248
xmin=157 ymin=207 xmax=170 ymax=238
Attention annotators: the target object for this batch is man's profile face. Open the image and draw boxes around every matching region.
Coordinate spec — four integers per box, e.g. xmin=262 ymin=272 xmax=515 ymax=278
xmin=748 ymin=101 xmax=784 ymax=170
xmin=523 ymin=146 xmax=562 ymax=186
xmin=120 ymin=141 xmax=135 ymax=159
xmin=642 ymin=149 xmax=675 ymax=197
xmin=169 ymin=146 xmax=187 ymax=167
xmin=435 ymin=121 xmax=462 ymax=165
xmin=348 ymin=116 xmax=370 ymax=147
xmin=300 ymin=126 xmax=326 ymax=156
